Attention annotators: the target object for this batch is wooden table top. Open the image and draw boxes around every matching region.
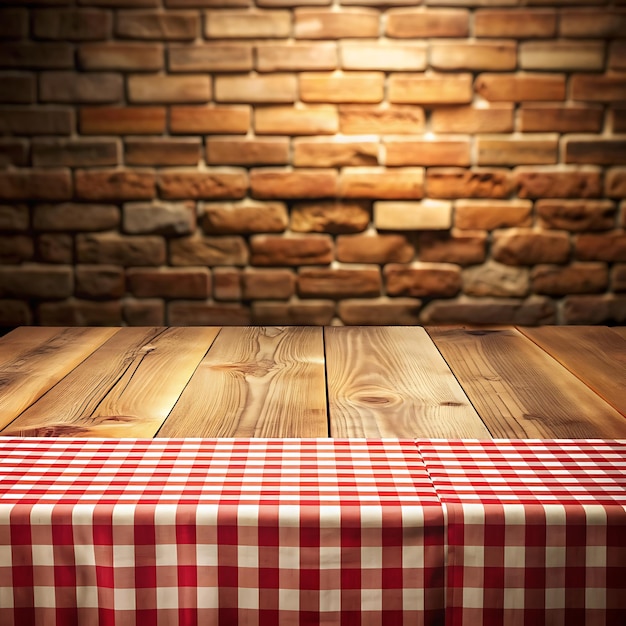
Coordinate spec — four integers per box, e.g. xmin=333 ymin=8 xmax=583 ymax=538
xmin=0 ymin=325 xmax=625 ymax=439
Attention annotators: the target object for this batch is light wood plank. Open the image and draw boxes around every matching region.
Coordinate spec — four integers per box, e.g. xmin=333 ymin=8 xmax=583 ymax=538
xmin=2 ymin=327 xmax=220 ymax=438
xmin=428 ymin=327 xmax=626 ymax=438
xmin=325 ymin=326 xmax=490 ymax=438
xmin=518 ymin=326 xmax=626 ymax=418
xmin=158 ymin=326 xmax=327 ymax=438
xmin=611 ymin=327 xmax=626 ymax=341
xmin=0 ymin=327 xmax=118 ymax=431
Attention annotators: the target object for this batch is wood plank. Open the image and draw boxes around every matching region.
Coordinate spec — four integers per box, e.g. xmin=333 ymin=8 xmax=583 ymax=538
xmin=0 ymin=327 xmax=118 ymax=431
xmin=325 ymin=326 xmax=490 ymax=438
xmin=428 ymin=327 xmax=626 ymax=438
xmin=518 ymin=326 xmax=626 ymax=418
xmin=2 ymin=327 xmax=220 ymax=438
xmin=611 ymin=327 xmax=626 ymax=341
xmin=158 ymin=326 xmax=327 ymax=438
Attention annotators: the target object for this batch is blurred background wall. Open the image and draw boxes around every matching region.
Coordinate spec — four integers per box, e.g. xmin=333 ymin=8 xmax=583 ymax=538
xmin=0 ymin=0 xmax=625 ymax=327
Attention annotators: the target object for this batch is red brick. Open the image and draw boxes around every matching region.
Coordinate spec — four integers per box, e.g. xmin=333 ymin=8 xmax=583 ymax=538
xmin=39 ymin=300 xmax=124 ymax=327
xmin=477 ymin=136 xmax=558 ymax=166
xmin=0 ymin=108 xmax=74 ymax=136
xmin=33 ymin=202 xmax=119 ymax=232
xmin=215 ymin=75 xmax=297 ymax=103
xmin=492 ymin=229 xmax=570 ymax=266
xmin=33 ymin=9 xmax=111 ymax=40
xmin=571 ymin=74 xmax=626 ymax=102
xmin=336 ymin=233 xmax=414 ymax=264
xmin=389 ymin=73 xmax=473 ymax=105
xmin=0 ymin=10 xmax=28 ymax=40
xmin=213 ymin=267 xmax=241 ymax=302
xmin=0 ymin=264 xmax=72 ymax=299
xmin=0 ymin=169 xmax=71 ymax=201
xmin=519 ymin=105 xmax=603 ymax=132
xmin=0 ymin=139 xmax=28 ymax=167
xmin=250 ymin=234 xmax=333 ymax=266
xmin=75 ymin=265 xmax=125 ymax=299
xmin=0 ymin=204 xmax=29 ymax=231
xmin=207 ymin=138 xmax=289 ymax=166
xmin=374 ymin=200 xmax=451 ymax=230
xmin=293 ymin=139 xmax=378 ymax=167
xmin=564 ymin=139 xmax=626 ymax=166
xmin=455 ymin=200 xmax=533 ymax=230
xmin=298 ymin=267 xmax=381 ymax=299
xmin=123 ymin=201 xmax=195 ymax=236
xmin=78 ymin=43 xmax=163 ymax=71
xmin=515 ymin=167 xmax=602 ymax=199
xmin=339 ymin=105 xmax=425 ymax=135
xmin=340 ymin=167 xmax=424 ymax=200
xmin=300 ymin=72 xmax=384 ymax=103
xmin=475 ymin=9 xmax=556 ymax=37
xmin=294 ymin=9 xmax=379 ymax=39
xmin=158 ymin=169 xmax=248 ymax=200
xmin=0 ymin=236 xmax=34 ymax=263
xmin=431 ymin=105 xmax=513 ymax=133
xmin=417 ymin=231 xmax=487 ymax=266
xmin=563 ymin=295 xmax=626 ymax=326
xmin=255 ymin=105 xmax=338 ymax=135
xmin=168 ymin=302 xmax=251 ymax=326
xmin=520 ymin=41 xmax=604 ymax=71
xmin=127 ymin=268 xmax=211 ymax=299
xmin=80 ymin=106 xmax=165 ymax=135
xmin=0 ymin=43 xmax=73 ymax=69
xmin=575 ymin=233 xmax=626 ymax=262
xmin=0 ymin=74 xmax=35 ymax=104
xmin=257 ymin=42 xmax=336 ymax=72
xmin=40 ymin=72 xmax=123 ymax=103
xmin=537 ymin=200 xmax=616 ymax=231
xmin=463 ymin=260 xmax=529 ymax=298
xmin=560 ymin=9 xmax=626 ymax=37
xmin=291 ymin=200 xmax=370 ymax=234
xmin=125 ymin=138 xmax=201 ymax=166
xmin=170 ymin=235 xmax=248 ymax=266
xmin=426 ymin=168 xmax=512 ymax=199
xmin=340 ymin=42 xmax=427 ymax=71
xmin=75 ymin=169 xmax=156 ymax=201
xmin=170 ymin=106 xmax=250 ymax=134
xmin=386 ymin=8 xmax=469 ymax=38
xmin=202 ymin=200 xmax=288 ymax=234
xmin=116 ymin=10 xmax=198 ymax=40
xmin=384 ymin=263 xmax=461 ymax=298
xmin=37 ymin=233 xmax=73 ymax=264
xmin=242 ymin=268 xmax=295 ymax=300
xmin=169 ymin=43 xmax=252 ymax=72
xmin=475 ymin=73 xmax=566 ymax=102
xmin=606 ymin=168 xmax=626 ymax=198
xmin=250 ymin=169 xmax=337 ymax=199
xmin=532 ymin=263 xmax=608 ymax=295
xmin=82 ymin=0 xmax=159 ymax=5
xmin=609 ymin=41 xmax=626 ymax=70
xmin=32 ymin=138 xmax=119 ymax=167
xmin=206 ymin=10 xmax=291 ymax=38
xmin=612 ymin=107 xmax=626 ymax=132
xmin=338 ymin=298 xmax=422 ymax=326
xmin=431 ymin=42 xmax=517 ymax=71
xmin=165 ymin=0 xmax=250 ymax=6
xmin=77 ymin=233 xmax=166 ymax=266
xmin=385 ymin=139 xmax=470 ymax=167
xmin=128 ymin=75 xmax=211 ymax=104
xmin=251 ymin=300 xmax=334 ymax=326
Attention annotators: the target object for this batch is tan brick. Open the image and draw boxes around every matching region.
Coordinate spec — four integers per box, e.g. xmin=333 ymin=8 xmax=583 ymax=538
xmin=519 ymin=104 xmax=603 ymax=132
xmin=257 ymin=42 xmax=336 ymax=72
xmin=475 ymin=73 xmax=566 ymax=102
xmin=124 ymin=299 xmax=164 ymax=326
xmin=384 ymin=263 xmax=461 ymax=298
xmin=417 ymin=231 xmax=487 ymax=266
xmin=33 ymin=8 xmax=111 ymax=40
xmin=0 ymin=204 xmax=29 ymax=231
xmin=0 ymin=236 xmax=34 ymax=263
xmin=116 ymin=10 xmax=198 ymax=40
xmin=80 ymin=106 xmax=165 ymax=135
xmin=34 ymin=203 xmax=119 ymax=231
xmin=170 ymin=235 xmax=248 ymax=266
xmin=0 ymin=169 xmax=71 ymax=201
xmin=609 ymin=41 xmax=626 ymax=70
xmin=475 ymin=9 xmax=556 ymax=37
xmin=168 ymin=302 xmax=251 ymax=326
xmin=123 ymin=201 xmax=195 ymax=236
xmin=215 ymin=75 xmax=297 ymax=103
xmin=0 ymin=43 xmax=73 ymax=69
xmin=249 ymin=234 xmax=333 ymax=266
xmin=0 ymin=139 xmax=28 ymax=167
xmin=426 ymin=168 xmax=512 ymax=199
xmin=492 ymin=229 xmax=570 ymax=266
xmin=298 ymin=267 xmax=381 ymax=299
xmin=252 ymin=300 xmax=334 ymax=325
xmin=201 ymin=200 xmax=288 ymax=234
xmin=206 ymin=10 xmax=291 ymax=38
xmin=338 ymin=298 xmax=422 ymax=325
xmin=340 ymin=167 xmax=424 ymax=200
xmin=0 ymin=74 xmax=35 ymax=104
xmin=128 ymin=268 xmax=211 ymax=299
xmin=77 ymin=233 xmax=165 ymax=266
xmin=125 ymin=138 xmax=201 ymax=166
xmin=565 ymin=139 xmax=626 ymax=166
xmin=431 ymin=104 xmax=513 ymax=134
xmin=39 ymin=300 xmax=124 ymax=327
xmin=32 ymin=138 xmax=119 ymax=167
xmin=75 ymin=169 xmax=155 ymax=201
xmin=258 ymin=0 xmax=329 ymax=5
xmin=336 ymin=233 xmax=414 ymax=264
xmin=575 ymin=233 xmax=626 ymax=262
xmin=291 ymin=200 xmax=370 ymax=234
xmin=40 ymin=72 xmax=123 ymax=103
xmin=0 ymin=108 xmax=73 ymax=136
xmin=250 ymin=169 xmax=337 ymax=199
xmin=571 ymin=74 xmax=626 ymax=102
xmin=78 ymin=42 xmax=162 ymax=71
xmin=560 ymin=9 xmax=626 ymax=37
xmin=207 ymin=138 xmax=289 ymax=166
xmin=128 ymin=75 xmax=211 ymax=104
xmin=455 ymin=199 xmax=533 ymax=230
xmin=463 ymin=261 xmax=529 ymax=297
xmin=477 ymin=136 xmax=558 ymax=166
xmin=537 ymin=200 xmax=615 ymax=231
xmin=75 ymin=265 xmax=125 ymax=299
xmin=613 ymin=265 xmax=626 ymax=292
xmin=563 ymin=295 xmax=626 ymax=326
xmin=255 ymin=105 xmax=338 ymax=135
xmin=431 ymin=41 xmax=516 ymax=71
xmin=170 ymin=43 xmax=252 ymax=72
xmin=520 ymin=41 xmax=604 ymax=71
xmin=340 ymin=42 xmax=427 ymax=71
xmin=374 ymin=199 xmax=451 ymax=230
xmin=158 ymin=169 xmax=247 ymax=200
xmin=385 ymin=139 xmax=470 ymax=167
xmin=0 ymin=9 xmax=28 ymax=40
xmin=612 ymin=106 xmax=626 ymax=132
xmin=515 ymin=167 xmax=602 ymax=199
xmin=295 ymin=9 xmax=379 ymax=39
xmin=300 ymin=72 xmax=384 ymax=103
xmin=293 ymin=139 xmax=378 ymax=167
xmin=386 ymin=8 xmax=469 ymax=38
xmin=170 ymin=106 xmax=250 ymax=135
xmin=0 ymin=265 xmax=72 ymax=299
xmin=532 ymin=263 xmax=608 ymax=295
xmin=339 ymin=105 xmax=425 ymax=135
xmin=389 ymin=73 xmax=473 ymax=105
xmin=242 ymin=268 xmax=295 ymax=300
xmin=213 ymin=267 xmax=242 ymax=302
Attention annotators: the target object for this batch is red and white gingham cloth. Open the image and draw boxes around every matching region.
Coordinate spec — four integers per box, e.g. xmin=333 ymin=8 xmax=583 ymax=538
xmin=0 ymin=438 xmax=445 ymax=626
xmin=417 ymin=439 xmax=626 ymax=626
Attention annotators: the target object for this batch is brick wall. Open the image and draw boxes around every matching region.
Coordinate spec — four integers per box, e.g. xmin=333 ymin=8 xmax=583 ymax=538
xmin=0 ymin=0 xmax=625 ymax=327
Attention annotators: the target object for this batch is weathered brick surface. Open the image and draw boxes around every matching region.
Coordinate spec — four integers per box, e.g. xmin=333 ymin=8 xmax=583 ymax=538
xmin=455 ymin=200 xmax=532 ymax=230
xmin=0 ymin=236 xmax=34 ymax=263
xmin=519 ymin=105 xmax=603 ymax=132
xmin=0 ymin=264 xmax=72 ymax=299
xmin=0 ymin=43 xmax=73 ymax=68
xmin=242 ymin=268 xmax=295 ymax=300
xmin=290 ymin=201 xmax=370 ymax=234
xmin=158 ymin=169 xmax=247 ymax=200
xmin=77 ymin=233 xmax=165 ymax=266
xmin=294 ymin=9 xmax=379 ymax=39
xmin=201 ymin=200 xmax=288 ymax=234
xmin=339 ymin=105 xmax=425 ymax=135
xmin=206 ymin=10 xmax=290 ymax=38
xmin=374 ymin=199 xmax=451 ymax=230
xmin=338 ymin=298 xmax=421 ymax=326
xmin=257 ymin=43 xmax=336 ymax=72
xmin=560 ymin=9 xmax=626 ymax=37
xmin=417 ymin=231 xmax=487 ymax=266
xmin=426 ymin=168 xmax=512 ymax=199
xmin=0 ymin=205 xmax=29 ymax=232
xmin=613 ymin=265 xmax=626 ymax=292
xmin=170 ymin=43 xmax=252 ymax=72
xmin=492 ymin=229 xmax=571 ymax=266
xmin=575 ymin=233 xmax=626 ymax=262
xmin=293 ymin=139 xmax=378 ymax=168
xmin=116 ymin=11 xmax=198 ymax=40
xmin=207 ymin=138 xmax=289 ymax=166
xmin=298 ymin=267 xmax=381 ymax=299
xmin=170 ymin=235 xmax=248 ymax=266
xmin=536 ymin=200 xmax=615 ymax=231
xmin=463 ymin=261 xmax=529 ymax=298
xmin=80 ymin=106 xmax=166 ymax=135
xmin=389 ymin=73 xmax=473 ymax=104
xmin=386 ymin=9 xmax=469 ymax=38
xmin=123 ymin=201 xmax=195 ymax=236
xmin=606 ymin=168 xmax=626 ymax=198
xmin=40 ymin=72 xmax=123 ymax=103
xmin=37 ymin=233 xmax=72 ymax=264
xmin=251 ymin=300 xmax=334 ymax=326
xmin=255 ymin=106 xmax=338 ymax=135
xmin=75 ymin=265 xmax=125 ymax=299
xmin=336 ymin=233 xmax=414 ymax=264
xmin=34 ymin=203 xmax=119 ymax=232
xmin=128 ymin=268 xmax=211 ymax=299
xmin=250 ymin=234 xmax=333 ymax=266
xmin=385 ymin=263 xmax=461 ymax=298
xmin=0 ymin=139 xmax=28 ymax=167
xmin=515 ymin=167 xmax=602 ymax=198
xmin=474 ymin=9 xmax=556 ymax=37
xmin=75 ymin=169 xmax=155 ymax=201
xmin=33 ymin=9 xmax=111 ymax=41
xmin=520 ymin=41 xmax=604 ymax=71
xmin=124 ymin=299 xmax=164 ymax=327
xmin=477 ymin=136 xmax=559 ymax=166
xmin=213 ymin=267 xmax=242 ymax=302
xmin=250 ymin=169 xmax=337 ymax=199
xmin=32 ymin=138 xmax=119 ymax=167
xmin=475 ymin=73 xmax=566 ymax=101
xmin=128 ymin=75 xmax=211 ymax=104
xmin=215 ymin=75 xmax=296 ymax=103
xmin=125 ymin=138 xmax=202 ymax=166
xmin=79 ymin=43 xmax=163 ymax=71
xmin=340 ymin=168 xmax=424 ymax=200
xmin=531 ymin=263 xmax=608 ymax=295
xmin=562 ymin=295 xmax=626 ymax=325
xmin=0 ymin=169 xmax=72 ymax=201
xmin=0 ymin=108 xmax=74 ymax=136
xmin=170 ymin=106 xmax=250 ymax=134
xmin=564 ymin=139 xmax=626 ymax=165
xmin=571 ymin=74 xmax=626 ymax=102
xmin=300 ymin=72 xmax=385 ymax=103
xmin=431 ymin=41 xmax=517 ymax=71
xmin=431 ymin=105 xmax=513 ymax=134
xmin=385 ymin=139 xmax=470 ymax=167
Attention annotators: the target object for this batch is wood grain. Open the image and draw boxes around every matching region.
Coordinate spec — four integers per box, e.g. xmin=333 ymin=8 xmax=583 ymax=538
xmin=518 ymin=325 xmax=626 ymax=418
xmin=158 ymin=326 xmax=328 ymax=438
xmin=0 ymin=326 xmax=118 ymax=431
xmin=2 ymin=327 xmax=220 ymax=438
xmin=325 ymin=326 xmax=490 ymax=438
xmin=611 ymin=327 xmax=626 ymax=341
xmin=428 ymin=327 xmax=626 ymax=438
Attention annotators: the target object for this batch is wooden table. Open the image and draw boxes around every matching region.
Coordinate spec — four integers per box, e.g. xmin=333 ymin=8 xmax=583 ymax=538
xmin=1 ymin=325 xmax=625 ymax=439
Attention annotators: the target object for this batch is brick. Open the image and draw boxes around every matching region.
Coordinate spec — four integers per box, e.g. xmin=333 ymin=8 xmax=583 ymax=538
xmin=213 ymin=267 xmax=241 ymax=302
xmin=257 ymin=43 xmax=336 ymax=72
xmin=128 ymin=75 xmax=211 ymax=104
xmin=38 ymin=233 xmax=73 ymax=264
xmin=201 ymin=200 xmax=288 ymax=234
xmin=385 ymin=263 xmax=461 ymax=298
xmin=520 ymin=42 xmax=604 ymax=71
xmin=0 ymin=139 xmax=28 ymax=167
xmin=34 ymin=203 xmax=119 ymax=231
xmin=386 ymin=8 xmax=469 ymax=38
xmin=206 ymin=10 xmax=291 ymax=38
xmin=295 ymin=9 xmax=379 ymax=39
xmin=339 ymin=105 xmax=425 ymax=135
xmin=75 ymin=169 xmax=155 ymax=201
xmin=158 ymin=169 xmax=247 ymax=200
xmin=116 ymin=11 xmax=198 ymax=40
xmin=606 ymin=168 xmax=626 ymax=198
xmin=0 ymin=205 xmax=29 ymax=231
xmin=77 ymin=233 xmax=165 ymax=266
xmin=250 ymin=169 xmax=337 ymax=199
xmin=39 ymin=300 xmax=124 ymax=327
xmin=336 ymin=233 xmax=414 ymax=264
xmin=80 ymin=106 xmax=165 ymax=135
xmin=492 ymin=229 xmax=570 ymax=266
xmin=385 ymin=139 xmax=470 ymax=167
xmin=519 ymin=105 xmax=603 ymax=132
xmin=215 ymin=75 xmax=297 ymax=103
xmin=565 ymin=139 xmax=626 ymax=166
xmin=0 ymin=74 xmax=35 ymax=103
xmin=33 ymin=9 xmax=111 ymax=40
xmin=338 ymin=298 xmax=421 ymax=325
xmin=165 ymin=0 xmax=250 ymax=5
xmin=475 ymin=9 xmax=556 ymax=37
xmin=78 ymin=43 xmax=163 ymax=71
xmin=128 ymin=268 xmax=211 ymax=299
xmin=32 ymin=138 xmax=119 ymax=168
xmin=609 ymin=41 xmax=626 ymax=70
xmin=249 ymin=234 xmax=333 ymax=266
xmin=563 ymin=295 xmax=626 ymax=326
xmin=575 ymin=233 xmax=626 ymax=262
xmin=0 ymin=236 xmax=34 ymax=263
xmin=40 ymin=72 xmax=123 ymax=103
xmin=255 ymin=105 xmax=337 ymax=135
xmin=515 ymin=167 xmax=602 ymax=199
xmin=0 ymin=43 xmax=73 ymax=69
xmin=0 ymin=10 xmax=28 ymax=40
xmin=340 ymin=167 xmax=424 ymax=200
xmin=431 ymin=42 xmax=516 ymax=71
xmin=170 ymin=106 xmax=250 ymax=134
xmin=0 ymin=300 xmax=32 ymax=327
xmin=417 ymin=231 xmax=487 ymax=266
xmin=477 ymin=136 xmax=558 ymax=166
xmin=258 ymin=0 xmax=329 ymax=6
xmin=170 ymin=235 xmax=248 ymax=266
xmin=374 ymin=200 xmax=451 ymax=230
xmin=431 ymin=105 xmax=513 ymax=134
xmin=242 ymin=268 xmax=295 ymax=300
xmin=75 ymin=266 xmax=125 ymax=299
xmin=169 ymin=44 xmax=252 ymax=72
xmin=613 ymin=265 xmax=626 ymax=292
xmin=532 ymin=263 xmax=608 ymax=295
xmin=300 ymin=72 xmax=384 ymax=103
xmin=455 ymin=200 xmax=533 ymax=230
xmin=123 ymin=201 xmax=195 ymax=236
xmin=290 ymin=200 xmax=370 ymax=234
xmin=251 ymin=300 xmax=334 ymax=325
xmin=298 ymin=267 xmax=381 ymax=299
xmin=426 ymin=168 xmax=512 ymax=199
xmin=389 ymin=73 xmax=473 ymax=105
xmin=82 ymin=0 xmax=159 ymax=5
xmin=571 ymin=74 xmax=626 ymax=102
xmin=475 ymin=73 xmax=566 ymax=102
xmin=293 ymin=139 xmax=378 ymax=168
xmin=0 ymin=265 xmax=72 ymax=299
xmin=560 ymin=9 xmax=626 ymax=37
xmin=537 ymin=200 xmax=615 ymax=231
xmin=613 ymin=107 xmax=626 ymax=132
xmin=125 ymin=138 xmax=201 ymax=166
xmin=463 ymin=261 xmax=529 ymax=297
xmin=340 ymin=42 xmax=426 ymax=71
xmin=207 ymin=138 xmax=289 ymax=166
xmin=0 ymin=108 xmax=73 ymax=136
xmin=168 ymin=302 xmax=251 ymax=326
xmin=0 ymin=169 xmax=71 ymax=201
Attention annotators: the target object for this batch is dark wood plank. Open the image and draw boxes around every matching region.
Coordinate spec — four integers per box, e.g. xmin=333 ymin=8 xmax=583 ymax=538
xmin=325 ymin=326 xmax=490 ymax=438
xmin=158 ymin=326 xmax=327 ymax=438
xmin=428 ymin=327 xmax=626 ymax=438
